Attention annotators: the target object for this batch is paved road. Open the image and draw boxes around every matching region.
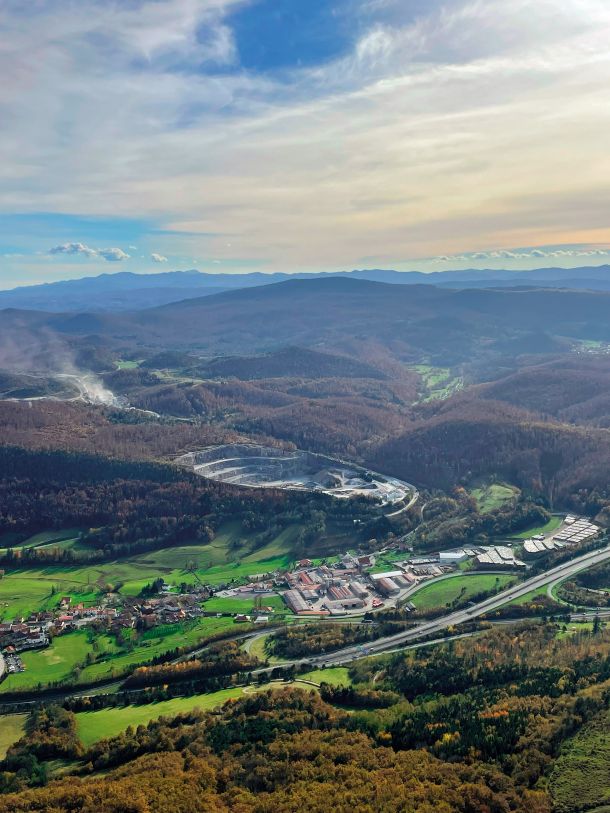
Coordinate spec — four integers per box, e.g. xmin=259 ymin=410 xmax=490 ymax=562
xmin=283 ymin=543 xmax=610 ymax=668
xmin=2 ymin=545 xmax=608 ymax=709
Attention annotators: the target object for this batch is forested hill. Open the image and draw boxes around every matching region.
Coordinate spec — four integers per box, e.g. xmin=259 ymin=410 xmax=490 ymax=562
xmin=2 ymin=278 xmax=610 ymax=362
xmin=369 ymin=398 xmax=610 ymax=507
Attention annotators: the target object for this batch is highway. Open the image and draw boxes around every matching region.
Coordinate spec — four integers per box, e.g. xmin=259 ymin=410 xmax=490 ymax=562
xmin=1 ymin=544 xmax=608 ymax=710
xmin=283 ymin=543 xmax=610 ymax=668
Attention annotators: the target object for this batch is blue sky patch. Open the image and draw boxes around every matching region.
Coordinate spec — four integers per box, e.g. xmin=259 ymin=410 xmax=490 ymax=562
xmin=227 ymin=0 xmax=359 ymax=72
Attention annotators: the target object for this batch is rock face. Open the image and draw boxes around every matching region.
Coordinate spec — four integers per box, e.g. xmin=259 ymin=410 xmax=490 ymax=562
xmin=178 ymin=443 xmax=413 ymax=507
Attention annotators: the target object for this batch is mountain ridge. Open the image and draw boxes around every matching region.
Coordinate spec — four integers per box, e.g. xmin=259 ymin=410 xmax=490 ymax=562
xmin=2 ymin=264 xmax=609 ymax=312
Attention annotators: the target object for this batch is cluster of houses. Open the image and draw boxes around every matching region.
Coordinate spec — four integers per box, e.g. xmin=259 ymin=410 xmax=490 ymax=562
xmin=0 ymin=587 xmax=210 ymax=678
xmin=0 ymin=621 xmax=49 ymax=653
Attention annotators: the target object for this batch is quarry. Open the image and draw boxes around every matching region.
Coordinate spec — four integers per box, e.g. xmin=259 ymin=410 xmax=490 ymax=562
xmin=178 ymin=443 xmax=414 ymax=509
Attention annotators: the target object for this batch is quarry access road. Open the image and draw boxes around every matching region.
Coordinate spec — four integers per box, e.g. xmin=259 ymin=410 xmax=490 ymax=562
xmin=289 ymin=543 xmax=610 ymax=669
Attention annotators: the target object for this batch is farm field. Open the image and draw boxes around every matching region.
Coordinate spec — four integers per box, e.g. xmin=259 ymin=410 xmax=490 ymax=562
xmin=0 ymin=527 xmax=84 ymax=551
xmin=0 ymin=617 xmax=243 ymax=692
xmin=470 ymin=483 xmax=520 ymax=513
xmin=76 ymin=688 xmax=249 ymax=746
xmin=410 ymin=573 xmax=515 ymax=611
xmin=0 ymin=569 xmax=101 ymax=620
xmin=0 ymin=630 xmax=90 ymax=692
xmin=0 ymin=713 xmax=26 ymax=758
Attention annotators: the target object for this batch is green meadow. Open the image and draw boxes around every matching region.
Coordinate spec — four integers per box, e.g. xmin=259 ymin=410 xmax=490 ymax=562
xmin=74 ymin=616 xmax=238 ymax=684
xmin=0 ymin=617 xmax=243 ymax=692
xmin=550 ymin=709 xmax=610 ymax=812
xmin=507 ymin=585 xmax=549 ymax=606
xmin=0 ymin=521 xmax=301 ymax=621
xmin=0 ymin=713 xmax=27 ymax=758
xmin=510 ymin=515 xmax=563 ymax=539
xmin=203 ymin=594 xmax=286 ymax=614
xmin=299 ymin=667 xmax=351 ymax=687
xmin=470 ymin=483 xmax=520 ymax=513
xmin=75 ymin=680 xmax=323 ymax=747
xmin=410 ymin=574 xmax=515 ymax=611
xmin=413 ymin=364 xmax=464 ymax=402
xmin=0 ymin=630 xmax=91 ymax=692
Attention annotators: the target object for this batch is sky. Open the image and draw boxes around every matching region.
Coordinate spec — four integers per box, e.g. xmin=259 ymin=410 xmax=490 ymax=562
xmin=1 ymin=0 xmax=610 ymax=287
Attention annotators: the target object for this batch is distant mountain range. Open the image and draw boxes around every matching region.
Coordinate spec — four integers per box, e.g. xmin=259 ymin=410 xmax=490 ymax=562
xmin=1 ymin=265 xmax=610 ymax=311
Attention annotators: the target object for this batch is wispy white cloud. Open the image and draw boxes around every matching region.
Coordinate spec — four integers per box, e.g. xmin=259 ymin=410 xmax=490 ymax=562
xmin=48 ymin=243 xmax=129 ymax=262
xmin=3 ymin=0 xmax=610 ymax=279
xmin=432 ymin=245 xmax=610 ymax=264
xmin=150 ymin=253 xmax=168 ymax=263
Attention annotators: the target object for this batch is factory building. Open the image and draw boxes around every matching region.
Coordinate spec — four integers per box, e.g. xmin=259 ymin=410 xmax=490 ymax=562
xmin=376 ymin=577 xmax=400 ymax=596
xmin=283 ymin=589 xmax=309 ymax=614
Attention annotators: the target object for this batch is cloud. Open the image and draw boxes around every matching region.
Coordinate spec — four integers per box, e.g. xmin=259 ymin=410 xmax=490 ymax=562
xmin=49 ymin=242 xmax=97 ymax=257
xmin=4 ymin=0 xmax=610 ymax=278
xmin=150 ymin=252 xmax=168 ymax=263
xmin=96 ymin=247 xmax=130 ymax=262
xmin=431 ymin=246 xmax=610 ymax=264
xmin=48 ymin=243 xmax=130 ymax=262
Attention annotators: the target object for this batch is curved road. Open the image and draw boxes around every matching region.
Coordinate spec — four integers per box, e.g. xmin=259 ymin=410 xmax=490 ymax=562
xmin=283 ymin=543 xmax=610 ymax=669
xmin=2 ymin=545 xmax=608 ymax=708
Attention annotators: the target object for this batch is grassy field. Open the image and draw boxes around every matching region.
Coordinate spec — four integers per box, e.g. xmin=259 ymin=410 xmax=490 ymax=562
xmin=76 ymin=688 xmax=249 ymax=746
xmin=0 ymin=616 xmax=243 ymax=691
xmin=507 ymin=585 xmax=548 ymax=606
xmin=0 ymin=569 xmax=101 ymax=620
xmin=115 ymin=360 xmax=142 ymax=370
xmin=300 ymin=667 xmax=351 ymax=686
xmin=203 ymin=594 xmax=286 ymax=614
xmin=0 ymin=713 xmax=26 ymax=757
xmin=470 ymin=483 xmax=520 ymax=513
xmin=413 ymin=364 xmax=463 ymax=402
xmin=410 ymin=574 xmax=515 ymax=611
xmin=556 ymin=621 xmax=595 ymax=639
xmin=75 ymin=616 xmax=238 ymax=684
xmin=369 ymin=550 xmax=406 ymax=574
xmin=0 ymin=528 xmax=84 ymax=552
xmin=76 ymin=680 xmax=322 ymax=747
xmin=0 ymin=630 xmax=91 ymax=692
xmin=550 ymin=709 xmax=610 ymax=812
xmin=511 ymin=515 xmax=563 ymax=539
xmin=98 ymin=521 xmax=299 ymax=594
xmin=0 ymin=521 xmax=302 ymax=621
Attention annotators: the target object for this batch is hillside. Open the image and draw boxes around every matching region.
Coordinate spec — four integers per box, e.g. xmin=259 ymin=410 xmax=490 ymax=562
xmin=369 ymin=397 xmax=610 ymax=504
xmin=3 ymin=278 xmax=610 ymax=367
xmin=476 ymin=357 xmax=610 ymax=426
xmin=200 ymin=346 xmax=387 ymax=380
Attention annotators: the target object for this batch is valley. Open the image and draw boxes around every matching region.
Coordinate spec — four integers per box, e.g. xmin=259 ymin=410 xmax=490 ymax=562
xmin=0 ymin=275 xmax=609 ymax=812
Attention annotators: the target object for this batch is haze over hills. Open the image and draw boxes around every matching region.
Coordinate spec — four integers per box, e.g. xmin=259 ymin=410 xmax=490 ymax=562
xmin=2 ymin=264 xmax=610 ymax=311
xmin=2 ymin=277 xmax=610 ymax=382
